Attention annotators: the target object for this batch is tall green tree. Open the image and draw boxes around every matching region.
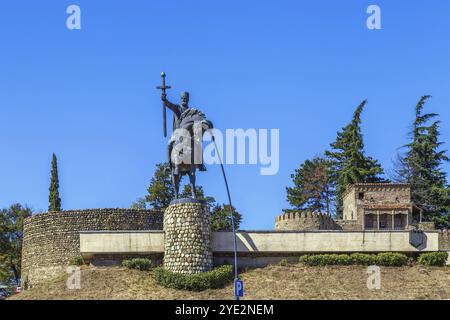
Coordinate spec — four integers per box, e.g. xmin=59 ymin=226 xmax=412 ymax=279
xmin=130 ymin=197 xmax=147 ymax=209
xmin=210 ymin=204 xmax=242 ymax=231
xmin=325 ymin=100 xmax=385 ymax=217
xmin=286 ymin=156 xmax=334 ymax=215
xmin=48 ymin=153 xmax=61 ymax=212
xmin=180 ymin=185 xmax=216 ymax=208
xmin=144 ymin=163 xmax=175 ymax=210
xmin=394 ymin=96 xmax=450 ymax=228
xmin=0 ymin=204 xmax=32 ymax=285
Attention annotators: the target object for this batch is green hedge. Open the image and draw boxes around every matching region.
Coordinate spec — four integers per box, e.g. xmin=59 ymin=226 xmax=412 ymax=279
xmin=153 ymin=265 xmax=234 ymax=291
xmin=350 ymin=253 xmax=378 ymax=265
xmin=376 ymin=253 xmax=408 ymax=266
xmin=299 ymin=253 xmax=408 ymax=267
xmin=418 ymin=252 xmax=448 ymax=266
xmin=122 ymin=258 xmax=152 ymax=271
xmin=299 ymin=254 xmax=352 ymax=266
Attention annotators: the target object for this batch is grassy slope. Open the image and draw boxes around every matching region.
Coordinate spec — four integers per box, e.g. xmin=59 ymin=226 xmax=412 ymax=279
xmin=10 ymin=264 xmax=450 ymax=300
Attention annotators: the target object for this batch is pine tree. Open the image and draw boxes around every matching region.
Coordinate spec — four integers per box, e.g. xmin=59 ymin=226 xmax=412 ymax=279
xmin=131 ymin=197 xmax=147 ymax=209
xmin=48 ymin=153 xmax=61 ymax=212
xmin=210 ymin=204 xmax=242 ymax=231
xmin=394 ymin=96 xmax=450 ymax=228
xmin=145 ymin=163 xmax=175 ymax=210
xmin=286 ymin=156 xmax=334 ymax=215
xmin=325 ymin=100 xmax=385 ymax=217
xmin=180 ymin=185 xmax=216 ymax=208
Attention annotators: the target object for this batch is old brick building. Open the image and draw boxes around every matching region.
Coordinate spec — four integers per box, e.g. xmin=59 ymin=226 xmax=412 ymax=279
xmin=341 ymin=183 xmax=423 ymax=230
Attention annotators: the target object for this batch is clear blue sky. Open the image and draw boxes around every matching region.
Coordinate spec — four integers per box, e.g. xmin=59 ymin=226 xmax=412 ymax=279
xmin=1 ymin=1 xmax=449 ymax=229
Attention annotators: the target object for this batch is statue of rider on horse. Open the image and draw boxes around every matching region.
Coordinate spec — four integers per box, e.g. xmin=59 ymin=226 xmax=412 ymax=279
xmin=157 ymin=72 xmax=213 ymax=199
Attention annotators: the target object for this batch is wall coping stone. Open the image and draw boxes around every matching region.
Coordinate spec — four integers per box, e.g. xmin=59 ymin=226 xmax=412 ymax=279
xmin=170 ymin=198 xmax=207 ymax=205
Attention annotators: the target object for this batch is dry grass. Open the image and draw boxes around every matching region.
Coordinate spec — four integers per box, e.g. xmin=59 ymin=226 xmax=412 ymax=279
xmin=10 ymin=264 xmax=450 ymax=300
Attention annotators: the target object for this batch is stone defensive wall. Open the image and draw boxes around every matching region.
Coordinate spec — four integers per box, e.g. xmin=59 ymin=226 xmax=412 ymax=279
xmin=274 ymin=211 xmax=340 ymax=230
xmin=21 ymin=209 xmax=163 ymax=287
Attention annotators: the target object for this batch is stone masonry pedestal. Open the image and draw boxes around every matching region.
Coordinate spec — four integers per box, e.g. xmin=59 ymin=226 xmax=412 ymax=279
xmin=163 ymin=198 xmax=213 ymax=274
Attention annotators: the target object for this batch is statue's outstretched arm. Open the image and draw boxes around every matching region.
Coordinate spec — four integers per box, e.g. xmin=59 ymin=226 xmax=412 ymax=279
xmin=162 ymin=95 xmax=181 ymax=117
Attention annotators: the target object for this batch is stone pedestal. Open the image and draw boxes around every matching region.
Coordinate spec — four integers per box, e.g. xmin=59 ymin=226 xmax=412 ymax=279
xmin=163 ymin=198 xmax=213 ymax=274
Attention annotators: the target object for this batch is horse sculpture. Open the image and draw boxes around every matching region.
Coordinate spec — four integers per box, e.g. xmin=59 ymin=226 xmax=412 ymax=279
xmin=159 ymin=85 xmax=213 ymax=199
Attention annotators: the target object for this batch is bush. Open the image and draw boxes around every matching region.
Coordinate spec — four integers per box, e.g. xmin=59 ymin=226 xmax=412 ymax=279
xmin=153 ymin=265 xmax=234 ymax=291
xmin=299 ymin=254 xmax=352 ymax=266
xmin=122 ymin=258 xmax=152 ymax=271
xmin=350 ymin=253 xmax=378 ymax=265
xmin=278 ymin=259 xmax=289 ymax=266
xmin=335 ymin=254 xmax=352 ymax=265
xmin=417 ymin=252 xmax=448 ymax=266
xmin=299 ymin=253 xmax=408 ymax=266
xmin=69 ymin=256 xmax=85 ymax=266
xmin=375 ymin=253 xmax=408 ymax=266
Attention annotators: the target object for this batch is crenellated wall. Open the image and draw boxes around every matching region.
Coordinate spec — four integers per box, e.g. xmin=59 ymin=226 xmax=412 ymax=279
xmin=21 ymin=209 xmax=163 ymax=287
xmin=274 ymin=211 xmax=339 ymax=230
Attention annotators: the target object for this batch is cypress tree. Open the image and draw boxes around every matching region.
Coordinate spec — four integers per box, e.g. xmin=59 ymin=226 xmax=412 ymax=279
xmin=395 ymin=96 xmax=449 ymax=228
xmin=48 ymin=153 xmax=62 ymax=212
xmin=325 ymin=100 xmax=385 ymax=216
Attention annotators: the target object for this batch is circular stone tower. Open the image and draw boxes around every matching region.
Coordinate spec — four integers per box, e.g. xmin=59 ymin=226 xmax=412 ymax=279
xmin=163 ymin=198 xmax=213 ymax=274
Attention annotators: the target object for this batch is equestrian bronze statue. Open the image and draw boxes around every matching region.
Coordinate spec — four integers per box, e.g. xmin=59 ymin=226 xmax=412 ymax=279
xmin=156 ymin=72 xmax=213 ymax=199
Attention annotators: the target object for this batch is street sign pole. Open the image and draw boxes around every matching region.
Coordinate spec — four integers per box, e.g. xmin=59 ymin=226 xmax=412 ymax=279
xmin=212 ymin=136 xmax=241 ymax=300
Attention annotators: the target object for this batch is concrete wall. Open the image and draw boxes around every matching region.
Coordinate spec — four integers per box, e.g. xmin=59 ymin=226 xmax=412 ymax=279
xmin=79 ymin=230 xmax=440 ymax=257
xmin=80 ymin=231 xmax=165 ymax=259
xmin=213 ymin=231 xmax=440 ymax=253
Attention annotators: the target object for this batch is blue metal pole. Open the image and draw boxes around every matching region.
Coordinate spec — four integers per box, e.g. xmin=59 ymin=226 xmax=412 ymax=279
xmin=212 ymin=136 xmax=239 ymax=300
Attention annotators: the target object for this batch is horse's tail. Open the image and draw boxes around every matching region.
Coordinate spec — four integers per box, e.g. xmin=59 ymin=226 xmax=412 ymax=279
xmin=201 ymin=119 xmax=213 ymax=131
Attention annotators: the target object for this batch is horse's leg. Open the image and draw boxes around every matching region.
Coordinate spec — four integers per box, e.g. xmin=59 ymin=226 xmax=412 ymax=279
xmin=172 ymin=172 xmax=181 ymax=199
xmin=188 ymin=169 xmax=196 ymax=198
